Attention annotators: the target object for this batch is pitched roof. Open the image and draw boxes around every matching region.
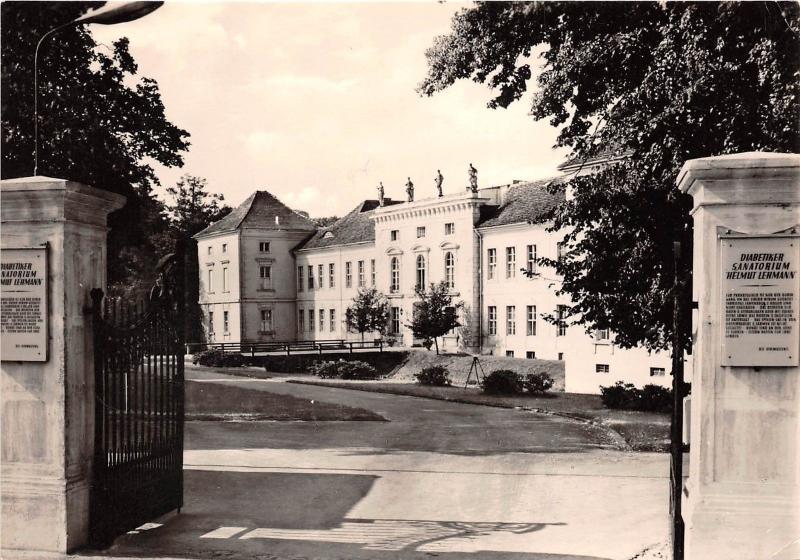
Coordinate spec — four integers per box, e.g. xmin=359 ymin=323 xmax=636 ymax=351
xmin=477 ymin=177 xmax=566 ymax=228
xmin=557 ymin=147 xmax=631 ymax=171
xmin=195 ymin=190 xmax=316 ymax=237
xmin=295 ymin=198 xmax=401 ymax=250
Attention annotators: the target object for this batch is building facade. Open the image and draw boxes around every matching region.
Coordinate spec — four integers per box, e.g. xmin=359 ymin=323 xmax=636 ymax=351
xmin=195 ymin=171 xmax=672 ymax=394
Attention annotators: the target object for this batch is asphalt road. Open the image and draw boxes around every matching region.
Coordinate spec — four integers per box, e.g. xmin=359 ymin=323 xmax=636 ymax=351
xmin=85 ymin=368 xmax=671 ymax=560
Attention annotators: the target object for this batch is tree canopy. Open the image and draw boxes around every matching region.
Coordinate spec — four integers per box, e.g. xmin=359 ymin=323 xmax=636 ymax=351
xmin=420 ymin=1 xmax=800 ymax=350
xmin=409 ymin=282 xmax=464 ymax=354
xmin=1 ymin=2 xmax=190 ymax=289
xmin=166 ymin=174 xmax=231 ymax=239
xmin=345 ymin=287 xmax=390 ymax=341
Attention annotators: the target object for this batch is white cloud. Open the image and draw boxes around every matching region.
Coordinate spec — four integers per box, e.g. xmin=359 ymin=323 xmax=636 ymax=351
xmin=281 ymin=186 xmax=324 ymax=212
xmin=243 ymin=130 xmax=281 ymax=154
xmin=90 ymin=2 xmax=567 ymax=220
xmin=250 ymin=75 xmax=357 ymax=94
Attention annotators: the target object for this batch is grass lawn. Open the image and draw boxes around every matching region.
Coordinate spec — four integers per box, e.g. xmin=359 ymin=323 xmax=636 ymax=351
xmin=289 ymin=380 xmax=669 ymax=451
xmin=185 ymin=379 xmax=386 ymax=422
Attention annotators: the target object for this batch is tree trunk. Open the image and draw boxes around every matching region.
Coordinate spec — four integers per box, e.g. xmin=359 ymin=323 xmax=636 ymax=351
xmin=434 ymin=337 xmax=439 ymax=355
xmin=361 ymin=331 xmax=365 ymax=342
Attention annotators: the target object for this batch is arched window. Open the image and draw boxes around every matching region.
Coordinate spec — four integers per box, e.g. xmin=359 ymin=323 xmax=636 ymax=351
xmin=390 ymin=257 xmax=400 ymax=293
xmin=416 ymin=255 xmax=426 ymax=290
xmin=444 ymin=252 xmax=455 ymax=288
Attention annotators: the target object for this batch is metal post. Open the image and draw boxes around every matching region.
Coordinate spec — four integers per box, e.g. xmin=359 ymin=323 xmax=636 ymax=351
xmin=671 ymin=241 xmax=685 ymax=560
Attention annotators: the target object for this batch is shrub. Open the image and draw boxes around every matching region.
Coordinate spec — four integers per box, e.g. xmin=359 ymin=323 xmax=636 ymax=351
xmin=600 ymin=382 xmax=637 ymax=409
xmin=415 ymin=366 xmax=451 ymax=386
xmin=600 ymin=381 xmax=673 ymax=412
xmin=338 ymin=360 xmax=379 ymax=380
xmin=482 ymin=369 xmax=523 ymax=394
xmin=308 ymin=360 xmax=379 ymax=380
xmin=308 ymin=361 xmax=340 ymax=379
xmin=639 ymin=384 xmax=672 ymax=413
xmin=192 ymin=348 xmax=246 ymax=368
xmin=523 ymin=372 xmax=554 ymax=394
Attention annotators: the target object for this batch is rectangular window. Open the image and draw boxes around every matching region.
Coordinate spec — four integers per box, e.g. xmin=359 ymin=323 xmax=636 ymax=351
xmin=345 ymin=261 xmax=352 ymax=288
xmin=487 ymin=248 xmax=496 ymax=280
xmin=208 ymin=311 xmax=214 ymax=334
xmin=506 ymin=350 xmax=515 ymax=358
xmin=207 ymin=269 xmax=214 ymax=292
xmin=416 ymin=226 xmax=426 ymax=238
xmin=488 ymin=306 xmax=497 ymax=335
xmin=222 ymin=243 xmax=227 ymax=253
xmin=259 ymin=241 xmax=270 ymax=252
xmin=298 ymin=309 xmax=304 ymax=333
xmin=526 ymin=305 xmax=537 ymax=336
xmin=329 ymin=263 xmax=335 ymax=288
xmin=259 ymin=265 xmax=272 ymax=290
xmin=558 ymin=352 xmax=564 ymax=361
xmin=297 ymin=266 xmax=304 ymax=292
xmin=260 ymin=309 xmax=273 ymax=332
xmin=207 ymin=246 xmax=212 ymax=255
xmin=390 ymin=257 xmax=400 ymax=293
xmin=557 ymin=305 xmax=567 ymax=337
xmin=506 ymin=247 xmax=516 ymax=278
xmin=370 ymin=259 xmax=376 ymax=286
xmin=307 ymin=265 xmax=314 ymax=290
xmin=329 ymin=309 xmax=336 ymax=332
xmin=222 ymin=266 xmax=229 ymax=292
xmin=595 ymin=328 xmax=610 ymax=341
xmin=506 ymin=305 xmax=516 ymax=335
xmin=318 ymin=264 xmax=324 ymax=289
xmin=223 ymin=311 xmax=229 ymax=333
xmin=557 ymin=241 xmax=566 ymax=263
xmin=390 ymin=307 xmax=400 ymax=334
xmin=526 ymin=351 xmax=536 ymax=359
xmin=390 ymin=230 xmax=399 ymax=242
xmin=445 ymin=223 xmax=455 ymax=235
xmin=596 ymin=364 xmax=610 ymax=373
xmin=358 ymin=260 xmax=365 ymax=287
xmin=526 ymin=244 xmax=537 ymax=275
xmin=650 ymin=367 xmax=666 ymax=377
xmin=319 ymin=309 xmax=325 ymax=332
xmin=308 ymin=309 xmax=315 ymax=333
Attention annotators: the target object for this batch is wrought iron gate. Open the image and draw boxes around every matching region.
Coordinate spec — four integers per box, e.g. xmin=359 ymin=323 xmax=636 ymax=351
xmin=89 ymin=246 xmax=186 ymax=546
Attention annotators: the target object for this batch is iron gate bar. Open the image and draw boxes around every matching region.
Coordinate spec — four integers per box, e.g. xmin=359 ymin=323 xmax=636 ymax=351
xmin=89 ymin=243 xmax=186 ymax=547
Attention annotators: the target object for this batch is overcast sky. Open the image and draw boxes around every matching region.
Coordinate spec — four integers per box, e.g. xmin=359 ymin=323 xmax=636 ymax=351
xmin=93 ymin=1 xmax=567 ymax=218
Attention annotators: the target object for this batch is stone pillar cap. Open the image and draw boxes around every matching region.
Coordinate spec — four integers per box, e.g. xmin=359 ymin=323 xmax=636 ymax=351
xmin=677 ymin=152 xmax=800 ymax=194
xmin=1 ymin=176 xmax=126 ymax=227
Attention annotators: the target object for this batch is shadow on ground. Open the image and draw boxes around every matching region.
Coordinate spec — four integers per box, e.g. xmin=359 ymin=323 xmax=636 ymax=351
xmin=83 ymin=469 xmax=613 ymax=560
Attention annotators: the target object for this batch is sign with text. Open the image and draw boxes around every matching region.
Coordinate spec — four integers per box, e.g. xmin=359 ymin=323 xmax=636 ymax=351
xmin=721 ymin=235 xmax=798 ymax=367
xmin=1 ymin=247 xmax=48 ymax=361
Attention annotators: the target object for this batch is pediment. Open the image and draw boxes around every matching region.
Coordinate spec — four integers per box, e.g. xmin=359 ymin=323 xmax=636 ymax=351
xmin=439 ymin=241 xmax=460 ymax=250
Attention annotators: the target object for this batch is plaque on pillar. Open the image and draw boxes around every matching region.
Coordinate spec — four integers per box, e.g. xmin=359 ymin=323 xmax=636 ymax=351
xmin=720 ymin=231 xmax=799 ymax=367
xmin=1 ymin=245 xmax=48 ymax=362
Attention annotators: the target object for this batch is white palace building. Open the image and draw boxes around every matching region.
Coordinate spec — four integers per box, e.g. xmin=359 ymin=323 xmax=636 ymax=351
xmin=195 ymin=160 xmax=672 ymax=394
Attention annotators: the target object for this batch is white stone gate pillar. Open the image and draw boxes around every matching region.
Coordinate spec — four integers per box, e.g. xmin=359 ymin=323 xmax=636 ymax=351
xmin=677 ymin=153 xmax=800 ymax=560
xmin=1 ymin=177 xmax=125 ymax=556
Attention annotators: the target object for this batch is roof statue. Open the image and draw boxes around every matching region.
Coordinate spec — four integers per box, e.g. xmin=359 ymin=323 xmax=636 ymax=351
xmin=435 ymin=169 xmax=444 ymax=197
xmin=405 ymin=177 xmax=414 ymax=202
xmin=468 ymin=163 xmax=478 ymax=193
xmin=377 ymin=181 xmax=385 ymax=207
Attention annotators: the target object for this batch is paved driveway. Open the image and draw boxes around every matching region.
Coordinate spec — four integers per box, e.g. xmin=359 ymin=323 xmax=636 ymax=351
xmin=90 ymin=369 xmax=671 ymax=560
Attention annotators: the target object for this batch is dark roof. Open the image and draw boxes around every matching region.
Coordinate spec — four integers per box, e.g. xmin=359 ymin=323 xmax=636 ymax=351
xmin=195 ymin=190 xmax=316 ymax=237
xmin=557 ymin=147 xmax=631 ymax=171
xmin=295 ymin=198 xmax=401 ymax=250
xmin=477 ymin=177 xmax=566 ymax=228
